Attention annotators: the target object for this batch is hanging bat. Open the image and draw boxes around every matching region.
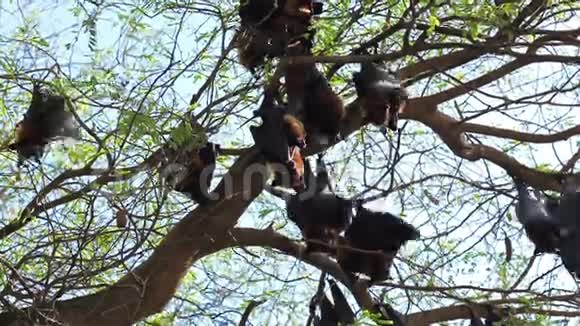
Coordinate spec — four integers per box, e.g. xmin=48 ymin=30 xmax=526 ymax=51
xmin=8 ymin=82 xmax=80 ymax=166
xmin=338 ymin=205 xmax=419 ymax=282
xmin=250 ymin=95 xmax=307 ymax=192
xmin=514 ymin=179 xmax=562 ymax=254
xmin=353 ymin=61 xmax=408 ymax=131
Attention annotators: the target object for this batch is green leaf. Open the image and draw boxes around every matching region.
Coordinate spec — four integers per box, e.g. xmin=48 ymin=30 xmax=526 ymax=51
xmin=427 ymin=15 xmax=440 ymax=36
xmin=120 ymin=111 xmax=161 ymax=142
xmin=170 ymin=123 xmax=194 ymax=148
xmin=469 ymin=21 xmax=479 ymax=40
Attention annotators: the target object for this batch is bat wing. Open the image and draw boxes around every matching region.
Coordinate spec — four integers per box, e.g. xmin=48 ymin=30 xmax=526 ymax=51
xmin=555 ymin=179 xmax=580 ymax=275
xmin=328 ymin=279 xmax=355 ymax=324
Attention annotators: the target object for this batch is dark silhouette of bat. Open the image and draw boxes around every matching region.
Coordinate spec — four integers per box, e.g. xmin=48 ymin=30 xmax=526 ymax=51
xmin=327 ymin=279 xmax=355 ymax=324
xmin=286 ymin=157 xmax=353 ymax=253
xmin=250 ymin=96 xmax=304 ymax=161
xmin=313 ymin=155 xmax=333 ymax=193
xmin=476 ymin=305 xmax=505 ymax=326
xmin=317 ymin=294 xmax=337 ymax=326
xmin=287 ymin=191 xmax=353 ymax=253
xmin=353 ymin=61 xmax=408 ymax=131
xmin=165 ymin=142 xmax=220 ymax=205
xmin=250 ymin=95 xmax=307 ymax=191
xmin=285 ymin=39 xmax=345 ymax=142
xmin=268 ymin=156 xmax=352 ymax=252
xmin=514 ymin=179 xmax=562 ymax=254
xmin=468 ymin=305 xmax=485 ymax=326
xmin=236 ymin=0 xmax=323 ymax=72
xmin=553 ymin=177 xmax=580 ymax=279
xmin=239 ymin=0 xmax=320 ymax=26
xmin=338 ymin=205 xmax=419 ymax=283
xmin=376 ymin=303 xmax=406 ymax=326
xmin=315 ymin=279 xmax=355 ymax=326
xmin=8 ymin=82 xmax=79 ymax=166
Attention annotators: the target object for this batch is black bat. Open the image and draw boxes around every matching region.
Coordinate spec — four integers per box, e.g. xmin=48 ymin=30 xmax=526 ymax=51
xmin=353 ymin=62 xmax=408 ymax=131
xmin=338 ymin=205 xmax=419 ymax=282
xmin=250 ymin=94 xmax=307 ymax=192
xmin=171 ymin=142 xmax=220 ymax=205
xmin=515 ymin=179 xmax=562 ymax=254
xmin=328 ymin=279 xmax=355 ymax=324
xmin=9 ymin=82 xmax=79 ymax=166
xmin=237 ymin=0 xmax=321 ymax=72
xmin=554 ymin=177 xmax=580 ymax=278
xmin=287 ymin=191 xmax=353 ymax=253
xmin=285 ymin=40 xmax=345 ymax=142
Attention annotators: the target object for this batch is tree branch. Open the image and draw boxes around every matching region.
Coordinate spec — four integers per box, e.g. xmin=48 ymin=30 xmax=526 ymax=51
xmin=400 ymin=48 xmax=488 ymax=82
xmin=460 ymin=123 xmax=580 ymax=143
xmin=406 ymin=108 xmax=569 ymax=191
xmin=422 ymin=57 xmax=532 ymax=105
xmin=238 ymin=300 xmax=265 ymax=326
xmin=407 ymin=300 xmax=579 ymax=325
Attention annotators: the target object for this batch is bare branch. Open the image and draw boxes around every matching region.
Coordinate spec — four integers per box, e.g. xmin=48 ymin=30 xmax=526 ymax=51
xmin=238 ymin=300 xmax=265 ymax=326
xmin=460 ymin=123 xmax=580 ymax=143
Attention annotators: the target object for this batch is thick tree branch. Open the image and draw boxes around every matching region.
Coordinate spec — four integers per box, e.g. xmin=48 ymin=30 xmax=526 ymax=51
xmin=423 ymin=58 xmax=532 ymax=105
xmin=406 ymin=300 xmax=579 ymax=325
xmin=460 ymin=123 xmax=580 ymax=143
xmin=406 ymin=108 xmax=569 ymax=191
xmin=48 ymin=150 xmax=267 ymax=325
xmin=400 ymin=48 xmax=488 ymax=82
